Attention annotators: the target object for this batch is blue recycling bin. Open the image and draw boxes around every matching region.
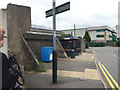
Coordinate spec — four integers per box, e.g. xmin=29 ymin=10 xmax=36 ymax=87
xmin=41 ymin=47 xmax=53 ymax=62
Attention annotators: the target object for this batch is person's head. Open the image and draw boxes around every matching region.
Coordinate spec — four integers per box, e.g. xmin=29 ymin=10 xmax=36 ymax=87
xmin=0 ymin=26 xmax=5 ymax=48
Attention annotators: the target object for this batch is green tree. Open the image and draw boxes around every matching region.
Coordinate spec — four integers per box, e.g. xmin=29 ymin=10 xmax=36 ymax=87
xmin=112 ymin=33 xmax=116 ymax=42
xmin=83 ymin=30 xmax=91 ymax=43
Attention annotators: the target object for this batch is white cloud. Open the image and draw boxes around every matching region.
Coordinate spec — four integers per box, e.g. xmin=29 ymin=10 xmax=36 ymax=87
xmin=0 ymin=0 xmax=119 ymax=30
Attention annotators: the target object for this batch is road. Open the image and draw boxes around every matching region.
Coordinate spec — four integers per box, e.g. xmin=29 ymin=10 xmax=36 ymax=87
xmin=90 ymin=47 xmax=119 ymax=89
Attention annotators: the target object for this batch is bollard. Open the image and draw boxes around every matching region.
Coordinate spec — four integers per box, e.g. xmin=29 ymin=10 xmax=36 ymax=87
xmin=71 ymin=49 xmax=75 ymax=58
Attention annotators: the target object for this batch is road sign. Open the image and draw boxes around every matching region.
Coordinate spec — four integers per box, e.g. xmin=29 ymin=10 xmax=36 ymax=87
xmin=46 ymin=2 xmax=70 ymax=18
xmin=45 ymin=0 xmax=70 ymax=84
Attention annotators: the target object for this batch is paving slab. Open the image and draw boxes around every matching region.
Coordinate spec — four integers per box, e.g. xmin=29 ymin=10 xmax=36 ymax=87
xmin=24 ymin=51 xmax=105 ymax=89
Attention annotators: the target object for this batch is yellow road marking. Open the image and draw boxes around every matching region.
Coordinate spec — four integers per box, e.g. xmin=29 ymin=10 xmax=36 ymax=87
xmin=98 ymin=62 xmax=115 ymax=89
xmin=102 ymin=64 xmax=120 ymax=89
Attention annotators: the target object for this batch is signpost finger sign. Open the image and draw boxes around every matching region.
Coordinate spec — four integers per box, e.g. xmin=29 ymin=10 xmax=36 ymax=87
xmin=45 ymin=0 xmax=70 ymax=84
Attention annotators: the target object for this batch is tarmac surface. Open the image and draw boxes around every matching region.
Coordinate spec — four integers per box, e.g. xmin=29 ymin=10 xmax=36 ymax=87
xmin=24 ymin=49 xmax=105 ymax=89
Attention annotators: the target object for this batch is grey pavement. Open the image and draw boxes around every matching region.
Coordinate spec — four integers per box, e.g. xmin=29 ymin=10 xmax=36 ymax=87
xmin=24 ymin=50 xmax=105 ymax=89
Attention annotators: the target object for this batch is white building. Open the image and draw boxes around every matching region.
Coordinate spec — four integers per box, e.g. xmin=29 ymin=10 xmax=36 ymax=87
xmin=59 ymin=26 xmax=117 ymax=42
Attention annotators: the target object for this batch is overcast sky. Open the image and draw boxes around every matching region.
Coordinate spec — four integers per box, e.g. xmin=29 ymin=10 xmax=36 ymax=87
xmin=0 ymin=0 xmax=119 ymax=30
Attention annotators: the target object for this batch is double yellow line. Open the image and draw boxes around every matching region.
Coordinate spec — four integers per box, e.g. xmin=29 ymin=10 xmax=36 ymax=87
xmin=98 ymin=61 xmax=120 ymax=90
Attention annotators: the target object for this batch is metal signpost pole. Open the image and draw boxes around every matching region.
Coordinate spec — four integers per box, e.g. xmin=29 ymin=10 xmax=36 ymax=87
xmin=46 ymin=1 xmax=70 ymax=84
xmin=74 ymin=24 xmax=75 ymax=37
xmin=71 ymin=24 xmax=75 ymax=58
xmin=52 ymin=0 xmax=57 ymax=84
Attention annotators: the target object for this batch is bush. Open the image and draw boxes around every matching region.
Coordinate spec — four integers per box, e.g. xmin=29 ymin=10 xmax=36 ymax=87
xmin=116 ymin=40 xmax=120 ymax=47
xmin=24 ymin=58 xmax=46 ymax=72
xmin=117 ymin=38 xmax=120 ymax=40
xmin=60 ymin=33 xmax=72 ymax=37
xmin=34 ymin=61 xmax=46 ymax=72
xmin=90 ymin=42 xmax=105 ymax=47
xmin=89 ymin=41 xmax=95 ymax=47
xmin=33 ymin=58 xmax=46 ymax=72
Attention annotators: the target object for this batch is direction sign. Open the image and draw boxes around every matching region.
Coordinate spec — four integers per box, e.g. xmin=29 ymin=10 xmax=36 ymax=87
xmin=46 ymin=2 xmax=70 ymax=18
xmin=45 ymin=0 xmax=70 ymax=84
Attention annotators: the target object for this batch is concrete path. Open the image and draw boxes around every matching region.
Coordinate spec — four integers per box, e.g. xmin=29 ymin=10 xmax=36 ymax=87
xmin=24 ymin=51 xmax=105 ymax=89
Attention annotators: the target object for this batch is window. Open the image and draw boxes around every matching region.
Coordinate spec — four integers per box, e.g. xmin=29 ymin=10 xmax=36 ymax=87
xmin=96 ymin=30 xmax=105 ymax=32
xmin=96 ymin=35 xmax=104 ymax=38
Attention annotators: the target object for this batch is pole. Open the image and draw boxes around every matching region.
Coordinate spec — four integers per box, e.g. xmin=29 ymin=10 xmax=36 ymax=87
xmin=52 ymin=0 xmax=57 ymax=84
xmin=74 ymin=24 xmax=75 ymax=37
xmin=71 ymin=24 xmax=75 ymax=58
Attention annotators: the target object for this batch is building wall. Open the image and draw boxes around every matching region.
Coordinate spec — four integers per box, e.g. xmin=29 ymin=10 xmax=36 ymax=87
xmin=0 ymin=9 xmax=8 ymax=55
xmin=96 ymin=31 xmax=105 ymax=41
xmin=61 ymin=27 xmax=115 ymax=42
xmin=7 ymin=4 xmax=31 ymax=68
xmin=24 ymin=33 xmax=67 ymax=58
xmin=91 ymin=30 xmax=113 ymax=42
xmin=23 ymin=33 xmax=67 ymax=69
xmin=75 ymin=29 xmax=86 ymax=38
xmin=89 ymin=31 xmax=97 ymax=41
xmin=106 ymin=30 xmax=112 ymax=41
